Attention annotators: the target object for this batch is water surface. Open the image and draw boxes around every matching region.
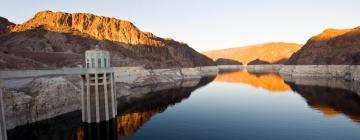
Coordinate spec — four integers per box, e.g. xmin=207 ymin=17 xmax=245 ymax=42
xmin=8 ymin=70 xmax=360 ymax=140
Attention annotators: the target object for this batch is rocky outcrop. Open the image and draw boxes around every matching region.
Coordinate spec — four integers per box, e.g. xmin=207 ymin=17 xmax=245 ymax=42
xmin=0 ymin=16 xmax=14 ymax=35
xmin=114 ymin=66 xmax=218 ymax=86
xmin=3 ymin=76 xmax=80 ymax=129
xmin=202 ymin=42 xmax=302 ymax=65
xmin=215 ymin=58 xmax=243 ymax=65
xmin=0 ymin=11 xmax=215 ymax=69
xmin=286 ymin=27 xmax=360 ymax=65
xmin=247 ymin=59 xmax=270 ymax=65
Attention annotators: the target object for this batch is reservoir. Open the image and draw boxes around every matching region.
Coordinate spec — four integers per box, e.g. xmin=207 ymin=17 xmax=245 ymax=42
xmin=6 ymin=70 xmax=360 ymax=140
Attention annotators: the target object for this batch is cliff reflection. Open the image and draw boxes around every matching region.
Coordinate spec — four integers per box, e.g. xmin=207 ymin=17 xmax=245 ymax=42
xmin=7 ymin=76 xmax=215 ymax=140
xmin=73 ymin=76 xmax=216 ymax=139
xmin=288 ymin=82 xmax=360 ymax=124
xmin=116 ymin=76 xmax=215 ymax=137
xmin=215 ymin=70 xmax=291 ymax=92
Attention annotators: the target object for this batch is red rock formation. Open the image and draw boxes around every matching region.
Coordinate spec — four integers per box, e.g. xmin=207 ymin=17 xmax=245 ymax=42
xmin=0 ymin=11 xmax=215 ymax=69
xmin=202 ymin=42 xmax=302 ymax=65
xmin=287 ymin=27 xmax=360 ymax=65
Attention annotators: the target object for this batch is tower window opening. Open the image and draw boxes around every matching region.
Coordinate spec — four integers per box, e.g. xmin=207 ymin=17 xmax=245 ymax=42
xmin=104 ymin=58 xmax=107 ymax=68
xmin=98 ymin=58 xmax=102 ymax=68
xmin=91 ymin=58 xmax=95 ymax=68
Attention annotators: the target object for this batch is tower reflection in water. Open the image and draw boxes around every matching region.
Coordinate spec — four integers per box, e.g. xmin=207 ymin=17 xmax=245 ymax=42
xmin=76 ymin=119 xmax=117 ymax=140
xmin=76 ymin=76 xmax=216 ymax=139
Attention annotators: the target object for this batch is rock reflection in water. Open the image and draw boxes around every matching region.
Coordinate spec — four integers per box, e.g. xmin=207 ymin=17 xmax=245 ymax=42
xmin=215 ymin=70 xmax=291 ymax=92
xmin=288 ymin=82 xmax=360 ymax=124
xmin=6 ymin=76 xmax=215 ymax=140
xmin=116 ymin=76 xmax=215 ymax=137
xmin=75 ymin=76 xmax=216 ymax=139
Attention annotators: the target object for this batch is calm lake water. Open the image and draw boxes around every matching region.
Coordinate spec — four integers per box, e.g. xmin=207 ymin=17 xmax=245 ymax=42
xmin=7 ymin=70 xmax=360 ymax=140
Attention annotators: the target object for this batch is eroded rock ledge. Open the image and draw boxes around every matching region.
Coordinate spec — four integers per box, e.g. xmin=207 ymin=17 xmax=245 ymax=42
xmin=279 ymin=65 xmax=360 ymax=81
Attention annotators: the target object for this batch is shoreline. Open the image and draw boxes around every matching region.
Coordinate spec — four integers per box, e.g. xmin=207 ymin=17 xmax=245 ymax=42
xmin=3 ymin=64 xmax=360 ymax=130
xmin=279 ymin=65 xmax=360 ymax=81
xmin=2 ymin=66 xmax=219 ymax=130
xmin=216 ymin=64 xmax=360 ymax=82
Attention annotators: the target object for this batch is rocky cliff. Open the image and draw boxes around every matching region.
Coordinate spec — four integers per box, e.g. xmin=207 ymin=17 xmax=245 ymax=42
xmin=202 ymin=42 xmax=302 ymax=65
xmin=0 ymin=11 xmax=215 ymax=69
xmin=0 ymin=16 xmax=14 ymax=35
xmin=286 ymin=27 xmax=360 ymax=65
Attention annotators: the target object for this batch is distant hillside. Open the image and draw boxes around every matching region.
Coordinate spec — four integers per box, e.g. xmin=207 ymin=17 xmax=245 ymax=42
xmin=202 ymin=42 xmax=302 ymax=65
xmin=215 ymin=58 xmax=242 ymax=65
xmin=247 ymin=59 xmax=270 ymax=65
xmin=287 ymin=27 xmax=360 ymax=65
xmin=0 ymin=11 xmax=215 ymax=69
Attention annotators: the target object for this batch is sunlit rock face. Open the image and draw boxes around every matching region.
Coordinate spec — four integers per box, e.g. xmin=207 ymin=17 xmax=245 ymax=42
xmin=215 ymin=70 xmax=291 ymax=92
xmin=202 ymin=42 xmax=302 ymax=65
xmin=0 ymin=11 xmax=215 ymax=69
xmin=287 ymin=27 xmax=360 ymax=65
xmin=288 ymin=83 xmax=360 ymax=124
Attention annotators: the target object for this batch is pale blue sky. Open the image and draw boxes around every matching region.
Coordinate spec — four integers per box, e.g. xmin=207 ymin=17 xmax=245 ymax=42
xmin=1 ymin=0 xmax=360 ymax=51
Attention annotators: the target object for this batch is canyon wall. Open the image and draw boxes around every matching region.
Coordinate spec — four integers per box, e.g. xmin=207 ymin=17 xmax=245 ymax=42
xmin=0 ymin=11 xmax=215 ymax=69
xmin=287 ymin=27 xmax=360 ymax=65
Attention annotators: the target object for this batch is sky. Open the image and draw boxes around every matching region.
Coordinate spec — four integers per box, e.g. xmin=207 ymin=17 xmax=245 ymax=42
xmin=1 ymin=0 xmax=360 ymax=51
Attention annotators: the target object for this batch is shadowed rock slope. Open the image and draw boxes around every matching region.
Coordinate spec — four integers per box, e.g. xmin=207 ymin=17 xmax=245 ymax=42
xmin=0 ymin=11 xmax=215 ymax=69
xmin=215 ymin=58 xmax=242 ymax=65
xmin=247 ymin=59 xmax=271 ymax=65
xmin=0 ymin=16 xmax=14 ymax=35
xmin=287 ymin=27 xmax=360 ymax=65
xmin=202 ymin=42 xmax=302 ymax=65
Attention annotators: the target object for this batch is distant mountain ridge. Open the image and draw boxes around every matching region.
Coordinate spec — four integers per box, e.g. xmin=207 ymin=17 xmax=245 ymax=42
xmin=202 ymin=42 xmax=302 ymax=65
xmin=286 ymin=26 xmax=360 ymax=65
xmin=0 ymin=11 xmax=215 ymax=69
